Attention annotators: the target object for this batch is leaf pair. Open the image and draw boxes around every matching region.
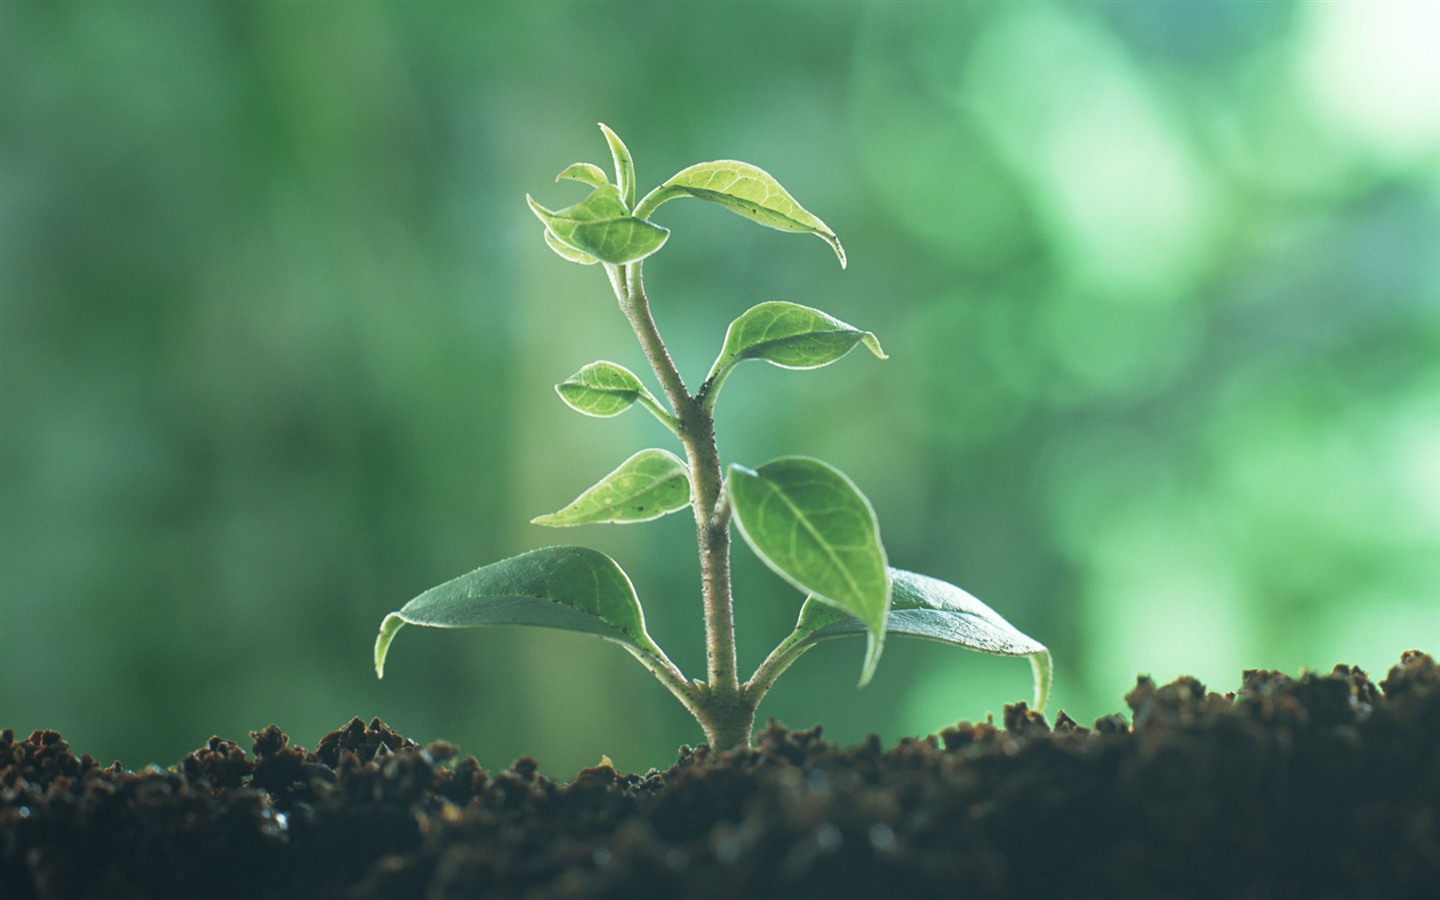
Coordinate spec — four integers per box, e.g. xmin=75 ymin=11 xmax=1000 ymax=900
xmin=530 ymin=124 xmax=846 ymax=268
xmin=373 ymin=546 xmax=1050 ymax=711
xmin=551 ymin=300 xmax=886 ymax=423
xmin=723 ymin=457 xmax=1050 ymax=705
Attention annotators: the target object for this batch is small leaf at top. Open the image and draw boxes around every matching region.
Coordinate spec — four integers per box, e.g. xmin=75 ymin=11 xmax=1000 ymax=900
xmin=528 ymin=185 xmax=668 ymax=265
xmin=728 ymin=456 xmax=889 ymax=681
xmin=703 ymin=301 xmax=885 ymax=407
xmin=598 ymin=123 xmax=636 ymax=210
xmin=788 ymin=568 xmax=1052 ymax=709
xmin=374 ymin=546 xmax=672 ymax=679
xmin=556 ymin=360 xmax=659 ymax=417
xmin=557 ymin=162 xmax=609 ymax=188
xmin=533 ymin=449 xmax=692 ymax=527
xmin=639 ymin=160 xmax=846 ymax=267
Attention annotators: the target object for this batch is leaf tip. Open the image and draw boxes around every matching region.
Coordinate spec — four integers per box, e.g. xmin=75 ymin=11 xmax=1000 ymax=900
xmin=863 ymin=333 xmax=888 ymax=360
xmin=374 ymin=614 xmax=406 ymax=679
xmin=1030 ymin=648 xmax=1054 ymax=712
xmin=727 ymin=462 xmax=758 ymax=479
xmin=597 ymin=122 xmax=628 ymax=153
xmin=856 ymin=629 xmax=884 ymax=687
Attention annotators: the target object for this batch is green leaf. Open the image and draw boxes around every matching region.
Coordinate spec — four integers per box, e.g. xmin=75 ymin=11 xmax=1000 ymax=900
xmin=557 ymin=360 xmax=648 ymax=416
xmin=788 ymin=568 xmax=1052 ymax=710
xmin=728 ymin=456 xmax=889 ymax=681
xmin=598 ymin=123 xmax=636 ymax=210
xmin=555 ymin=359 xmax=671 ymax=422
xmin=703 ymin=301 xmax=886 ymax=407
xmin=533 ymin=449 xmax=691 ymax=526
xmin=543 ymin=229 xmax=600 ymax=265
xmin=556 ymin=162 xmax=609 ymax=189
xmin=374 ymin=546 xmax=671 ymax=678
xmin=528 ymin=185 xmax=668 ymax=264
xmin=637 ymin=160 xmax=846 ymax=267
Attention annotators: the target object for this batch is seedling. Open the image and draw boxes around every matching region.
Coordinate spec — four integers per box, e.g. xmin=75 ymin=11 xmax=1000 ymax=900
xmin=374 ymin=125 xmax=1050 ymax=750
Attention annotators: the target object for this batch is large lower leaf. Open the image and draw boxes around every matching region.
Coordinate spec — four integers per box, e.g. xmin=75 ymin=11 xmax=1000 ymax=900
xmin=786 ymin=568 xmax=1052 ymax=710
xmin=532 ymin=449 xmax=691 ymax=526
xmin=636 ymin=160 xmax=846 ymax=267
xmin=728 ymin=456 xmax=889 ymax=682
xmin=374 ymin=546 xmax=671 ymax=678
xmin=703 ymin=301 xmax=886 ymax=407
xmin=528 ymin=184 xmax=668 ymax=264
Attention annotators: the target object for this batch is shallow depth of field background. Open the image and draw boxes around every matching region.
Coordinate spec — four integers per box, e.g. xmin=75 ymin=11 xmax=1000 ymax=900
xmin=3 ymin=1 xmax=1437 ymax=774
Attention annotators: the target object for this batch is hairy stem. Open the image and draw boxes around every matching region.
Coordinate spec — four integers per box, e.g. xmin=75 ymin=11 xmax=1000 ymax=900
xmin=612 ymin=263 xmax=752 ymax=746
xmin=613 ymin=265 xmax=689 ymax=420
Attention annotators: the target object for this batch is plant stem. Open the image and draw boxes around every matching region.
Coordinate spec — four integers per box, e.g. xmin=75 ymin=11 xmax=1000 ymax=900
xmin=744 ymin=632 xmax=813 ymax=705
xmin=614 ymin=265 xmax=690 ymax=435
xmin=624 ymin=647 xmax=708 ymax=725
xmin=613 ymin=263 xmax=754 ymax=747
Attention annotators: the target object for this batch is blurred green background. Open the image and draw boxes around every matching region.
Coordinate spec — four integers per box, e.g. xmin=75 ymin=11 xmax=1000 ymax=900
xmin=3 ymin=0 xmax=1437 ymax=776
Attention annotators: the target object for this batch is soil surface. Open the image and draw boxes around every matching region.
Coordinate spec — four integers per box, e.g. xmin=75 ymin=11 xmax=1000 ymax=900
xmin=3 ymin=651 xmax=1437 ymax=899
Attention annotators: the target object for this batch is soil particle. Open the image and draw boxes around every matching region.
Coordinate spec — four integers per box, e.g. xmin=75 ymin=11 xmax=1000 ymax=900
xmin=3 ymin=652 xmax=1437 ymax=899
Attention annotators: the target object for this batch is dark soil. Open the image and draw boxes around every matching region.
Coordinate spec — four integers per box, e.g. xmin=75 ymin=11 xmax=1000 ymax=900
xmin=3 ymin=651 xmax=1437 ymax=899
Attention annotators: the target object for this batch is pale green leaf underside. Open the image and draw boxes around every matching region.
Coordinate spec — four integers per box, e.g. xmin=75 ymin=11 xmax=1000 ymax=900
xmin=556 ymin=360 xmax=656 ymax=417
xmin=646 ymin=160 xmax=846 ymax=267
xmin=728 ymin=456 xmax=889 ymax=679
xmin=544 ymin=229 xmax=600 ymax=265
xmin=533 ymin=449 xmax=692 ymax=526
xmin=374 ymin=546 xmax=666 ymax=678
xmin=705 ymin=301 xmax=886 ymax=405
xmin=792 ymin=568 xmax=1052 ymax=710
xmin=528 ymin=185 xmax=668 ymax=264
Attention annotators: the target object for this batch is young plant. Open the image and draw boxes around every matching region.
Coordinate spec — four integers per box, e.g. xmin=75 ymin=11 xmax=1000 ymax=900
xmin=374 ymin=125 xmax=1051 ymax=750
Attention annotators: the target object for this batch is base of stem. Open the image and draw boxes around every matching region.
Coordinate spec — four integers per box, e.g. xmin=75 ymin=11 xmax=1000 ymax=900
xmin=697 ymin=692 xmax=758 ymax=750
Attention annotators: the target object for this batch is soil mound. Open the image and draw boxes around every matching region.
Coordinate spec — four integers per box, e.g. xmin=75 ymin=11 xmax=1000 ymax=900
xmin=4 ymin=652 xmax=1436 ymax=899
